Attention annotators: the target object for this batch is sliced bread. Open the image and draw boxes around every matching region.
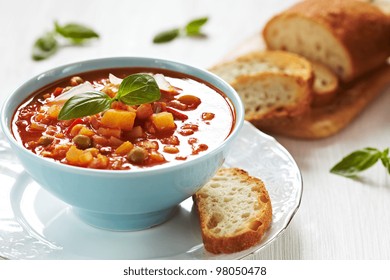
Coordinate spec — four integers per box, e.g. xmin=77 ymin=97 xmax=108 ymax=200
xmin=210 ymin=50 xmax=314 ymax=121
xmin=194 ymin=168 xmax=272 ymax=254
xmin=263 ymin=0 xmax=390 ymax=82
xmin=311 ymin=61 xmax=339 ymax=106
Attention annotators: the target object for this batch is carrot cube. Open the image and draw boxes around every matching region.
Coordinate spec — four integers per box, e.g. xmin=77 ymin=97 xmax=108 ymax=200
xmin=96 ymin=154 xmax=109 ymax=168
xmin=152 ymin=112 xmax=175 ymax=131
xmin=79 ymin=151 xmax=93 ymax=165
xmin=115 ymin=141 xmax=134 ymax=155
xmin=101 ymin=109 xmax=136 ymax=131
xmin=66 ymin=146 xmax=83 ymax=164
xmin=79 ymin=126 xmax=95 ymax=137
xmin=70 ymin=124 xmax=84 ymax=137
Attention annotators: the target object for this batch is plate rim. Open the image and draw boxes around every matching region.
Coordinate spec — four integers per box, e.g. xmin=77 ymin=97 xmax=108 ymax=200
xmin=239 ymin=124 xmax=303 ymax=259
xmin=0 ymin=121 xmax=303 ymax=260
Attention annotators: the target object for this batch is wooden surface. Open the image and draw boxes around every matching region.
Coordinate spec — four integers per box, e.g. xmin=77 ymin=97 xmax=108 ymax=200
xmin=0 ymin=0 xmax=390 ymax=260
xmin=258 ymin=65 xmax=390 ymax=139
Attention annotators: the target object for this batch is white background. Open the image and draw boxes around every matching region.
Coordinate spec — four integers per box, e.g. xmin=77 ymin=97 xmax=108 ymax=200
xmin=0 ymin=0 xmax=389 ymax=260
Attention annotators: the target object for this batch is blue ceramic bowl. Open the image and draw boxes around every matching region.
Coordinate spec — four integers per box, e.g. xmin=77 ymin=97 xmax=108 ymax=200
xmin=0 ymin=57 xmax=244 ymax=231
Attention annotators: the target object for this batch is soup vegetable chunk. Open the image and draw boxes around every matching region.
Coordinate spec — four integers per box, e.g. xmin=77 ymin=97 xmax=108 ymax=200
xmin=12 ymin=69 xmax=235 ymax=170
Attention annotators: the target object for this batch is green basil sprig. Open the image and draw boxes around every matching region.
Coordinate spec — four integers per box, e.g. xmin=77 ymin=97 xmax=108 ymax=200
xmin=153 ymin=29 xmax=180 ymax=44
xmin=54 ymin=22 xmax=99 ymax=41
xmin=57 ymin=74 xmax=160 ymax=120
xmin=153 ymin=16 xmax=208 ymax=44
xmin=185 ymin=17 xmax=208 ymax=36
xmin=58 ymin=91 xmax=112 ymax=120
xmin=330 ymin=147 xmax=390 ymax=178
xmin=117 ymin=74 xmax=161 ymax=105
xmin=32 ymin=21 xmax=99 ymax=61
xmin=32 ymin=32 xmax=58 ymax=61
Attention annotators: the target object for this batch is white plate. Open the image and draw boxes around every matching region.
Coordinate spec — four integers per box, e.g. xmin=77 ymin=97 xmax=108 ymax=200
xmin=0 ymin=121 xmax=302 ymax=260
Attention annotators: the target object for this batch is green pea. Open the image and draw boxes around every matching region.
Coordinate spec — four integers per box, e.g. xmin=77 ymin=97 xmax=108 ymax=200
xmin=73 ymin=134 xmax=91 ymax=149
xmin=127 ymin=146 xmax=148 ymax=163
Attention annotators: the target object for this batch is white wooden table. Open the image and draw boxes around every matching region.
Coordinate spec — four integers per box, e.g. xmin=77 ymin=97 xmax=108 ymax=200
xmin=0 ymin=0 xmax=389 ymax=260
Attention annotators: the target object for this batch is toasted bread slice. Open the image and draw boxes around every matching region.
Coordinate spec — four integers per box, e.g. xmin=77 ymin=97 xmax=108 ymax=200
xmin=194 ymin=168 xmax=272 ymax=254
xmin=209 ymin=50 xmax=314 ymax=121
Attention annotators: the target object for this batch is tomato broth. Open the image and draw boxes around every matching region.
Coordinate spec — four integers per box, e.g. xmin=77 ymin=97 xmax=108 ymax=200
xmin=12 ymin=68 xmax=235 ymax=170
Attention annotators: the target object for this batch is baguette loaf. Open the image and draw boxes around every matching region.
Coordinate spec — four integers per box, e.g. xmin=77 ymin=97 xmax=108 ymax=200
xmin=263 ymin=0 xmax=390 ymax=82
xmin=194 ymin=168 xmax=272 ymax=254
xmin=210 ymin=51 xmax=314 ymax=121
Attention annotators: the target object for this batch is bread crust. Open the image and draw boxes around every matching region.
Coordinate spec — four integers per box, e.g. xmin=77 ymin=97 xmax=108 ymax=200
xmin=230 ymin=50 xmax=314 ymax=81
xmin=194 ymin=168 xmax=272 ymax=254
xmin=311 ymin=61 xmax=339 ymax=106
xmin=231 ymin=72 xmax=313 ymax=120
xmin=210 ymin=50 xmax=313 ymax=82
xmin=263 ymin=0 xmax=390 ymax=82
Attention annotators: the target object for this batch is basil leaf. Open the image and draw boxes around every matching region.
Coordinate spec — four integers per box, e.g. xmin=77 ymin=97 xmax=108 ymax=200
xmin=32 ymin=33 xmax=58 ymax=61
xmin=55 ymin=21 xmax=99 ymax=40
xmin=380 ymin=148 xmax=390 ymax=174
xmin=330 ymin=147 xmax=382 ymax=178
xmin=58 ymin=91 xmax=112 ymax=120
xmin=185 ymin=17 xmax=208 ymax=36
xmin=117 ymin=74 xmax=160 ymax=105
xmin=153 ymin=28 xmax=180 ymax=44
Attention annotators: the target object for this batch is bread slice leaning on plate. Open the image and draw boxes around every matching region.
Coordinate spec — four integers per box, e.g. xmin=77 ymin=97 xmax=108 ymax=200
xmin=194 ymin=168 xmax=272 ymax=254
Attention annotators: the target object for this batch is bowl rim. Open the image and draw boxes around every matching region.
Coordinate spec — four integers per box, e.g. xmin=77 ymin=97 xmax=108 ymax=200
xmin=0 ymin=56 xmax=244 ymax=176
